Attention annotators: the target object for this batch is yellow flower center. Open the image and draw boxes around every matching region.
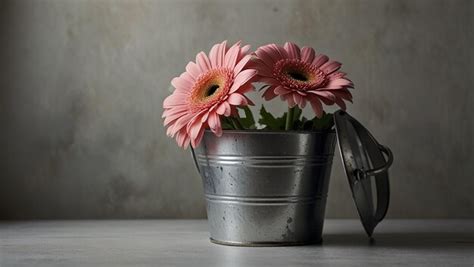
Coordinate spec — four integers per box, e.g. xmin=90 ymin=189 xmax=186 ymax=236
xmin=189 ymin=68 xmax=233 ymax=111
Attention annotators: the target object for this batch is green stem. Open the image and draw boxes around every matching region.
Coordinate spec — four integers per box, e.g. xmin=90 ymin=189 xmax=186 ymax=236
xmin=230 ymin=116 xmax=244 ymax=130
xmin=285 ymin=106 xmax=296 ymax=130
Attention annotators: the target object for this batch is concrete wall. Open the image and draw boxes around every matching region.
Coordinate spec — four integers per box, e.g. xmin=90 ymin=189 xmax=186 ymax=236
xmin=0 ymin=0 xmax=473 ymax=219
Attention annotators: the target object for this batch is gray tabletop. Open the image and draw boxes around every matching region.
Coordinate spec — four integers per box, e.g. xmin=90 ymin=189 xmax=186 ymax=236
xmin=1 ymin=220 xmax=473 ymax=266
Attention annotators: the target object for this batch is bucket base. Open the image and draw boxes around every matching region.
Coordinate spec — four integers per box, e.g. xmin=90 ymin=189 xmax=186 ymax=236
xmin=209 ymin=238 xmax=323 ymax=247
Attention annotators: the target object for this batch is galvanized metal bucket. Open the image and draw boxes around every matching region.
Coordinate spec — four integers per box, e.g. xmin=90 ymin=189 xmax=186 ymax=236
xmin=192 ymin=130 xmax=337 ymax=246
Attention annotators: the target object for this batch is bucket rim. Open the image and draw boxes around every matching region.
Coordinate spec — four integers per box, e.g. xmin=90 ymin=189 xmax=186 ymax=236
xmin=205 ymin=129 xmax=336 ymax=135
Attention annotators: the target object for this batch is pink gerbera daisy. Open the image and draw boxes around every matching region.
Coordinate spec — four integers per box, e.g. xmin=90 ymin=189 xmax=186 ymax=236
xmin=253 ymin=42 xmax=354 ymax=117
xmin=162 ymin=41 xmax=257 ymax=149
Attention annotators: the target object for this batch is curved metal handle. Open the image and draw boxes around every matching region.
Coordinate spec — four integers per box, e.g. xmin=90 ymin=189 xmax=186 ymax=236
xmin=364 ymin=145 xmax=393 ymax=177
xmin=190 ymin=147 xmax=201 ymax=174
xmin=355 ymin=145 xmax=393 ymax=180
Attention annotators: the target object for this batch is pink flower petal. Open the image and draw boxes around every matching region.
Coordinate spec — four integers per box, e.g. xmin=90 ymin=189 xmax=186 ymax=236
xmin=296 ymin=90 xmax=307 ymax=96
xmin=335 ymin=97 xmax=347 ymax=110
xmin=328 ymin=71 xmax=347 ymax=79
xmin=214 ymin=125 xmax=222 ymax=137
xmin=284 ymin=42 xmax=301 ymax=60
xmin=224 ymin=43 xmax=240 ymax=68
xmin=162 ymin=109 xmax=170 ymax=118
xmin=300 ymin=99 xmax=307 ymax=108
xmin=251 ymin=59 xmax=273 ymax=77
xmin=235 ymin=83 xmax=254 ymax=94
xmin=208 ymin=112 xmax=218 ymax=129
xmin=309 ymin=90 xmax=336 ymax=101
xmin=274 ymin=44 xmax=289 ymax=58
xmin=208 ymin=112 xmax=222 ymax=137
xmin=321 ymin=60 xmax=342 ymax=74
xmin=255 ymin=48 xmax=276 ymax=68
xmin=238 ymin=44 xmax=251 ymax=61
xmin=217 ymin=40 xmax=227 ymax=67
xmin=185 ymin=62 xmax=201 ymax=80
xmin=209 ymin=43 xmax=220 ymax=68
xmin=171 ymin=74 xmax=194 ymax=91
xmin=326 ymin=78 xmax=353 ymax=88
xmin=258 ymin=44 xmax=284 ymax=66
xmin=163 ymin=41 xmax=259 ymax=149
xmin=188 ymin=117 xmax=204 ymax=140
xmin=287 ymin=94 xmax=297 ymax=107
xmin=226 ymin=40 xmax=241 ymax=53
xmin=301 ymin=46 xmax=315 ymax=63
xmin=176 ymin=129 xmax=186 ymax=147
xmin=274 ymin=86 xmax=291 ymax=95
xmin=234 ymin=54 xmax=252 ymax=76
xmin=230 ymin=106 xmax=239 ymax=116
xmin=163 ymin=93 xmax=187 ymax=108
xmin=333 ymin=89 xmax=353 ymax=102
xmin=318 ymin=97 xmax=335 ymax=106
xmin=162 ymin=95 xmax=177 ymax=108
xmin=200 ymin=111 xmax=210 ymax=123
xmin=227 ymin=93 xmax=248 ymax=106
xmin=191 ymin=127 xmax=205 ymax=148
xmin=262 ymin=86 xmax=278 ymax=100
xmin=229 ymin=69 xmax=257 ymax=93
xmin=166 ymin=124 xmax=176 ymax=137
xmin=164 ymin=109 xmax=188 ymax=126
xmin=223 ymin=101 xmax=231 ymax=116
xmin=182 ymin=136 xmax=191 ymax=149
xmin=317 ymin=86 xmax=339 ymax=91
xmin=293 ymin=93 xmax=303 ymax=107
xmin=312 ymin=54 xmax=329 ymax=68
xmin=196 ymin=51 xmax=211 ymax=72
xmin=310 ymin=91 xmax=336 ymax=106
xmin=170 ymin=113 xmax=194 ymax=136
xmin=216 ymin=101 xmax=231 ymax=116
xmin=308 ymin=91 xmax=335 ymax=105
xmin=244 ymin=95 xmax=255 ymax=106
xmin=310 ymin=97 xmax=323 ymax=118
xmin=258 ymin=77 xmax=279 ymax=85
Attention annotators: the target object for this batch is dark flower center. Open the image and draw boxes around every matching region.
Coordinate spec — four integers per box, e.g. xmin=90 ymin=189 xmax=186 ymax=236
xmin=206 ymin=84 xmax=220 ymax=97
xmin=273 ymin=59 xmax=328 ymax=91
xmin=287 ymin=71 xmax=308 ymax=81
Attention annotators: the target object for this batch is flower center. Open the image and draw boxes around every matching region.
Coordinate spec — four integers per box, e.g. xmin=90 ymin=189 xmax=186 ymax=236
xmin=205 ymin=84 xmax=220 ymax=97
xmin=286 ymin=71 xmax=309 ymax=82
xmin=189 ymin=68 xmax=233 ymax=111
xmin=274 ymin=59 xmax=327 ymax=91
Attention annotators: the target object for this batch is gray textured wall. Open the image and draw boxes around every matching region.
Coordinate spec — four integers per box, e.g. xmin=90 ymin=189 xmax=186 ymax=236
xmin=0 ymin=0 xmax=473 ymax=219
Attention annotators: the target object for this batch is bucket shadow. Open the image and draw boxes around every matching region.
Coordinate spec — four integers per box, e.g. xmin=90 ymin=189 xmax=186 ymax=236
xmin=320 ymin=232 xmax=474 ymax=250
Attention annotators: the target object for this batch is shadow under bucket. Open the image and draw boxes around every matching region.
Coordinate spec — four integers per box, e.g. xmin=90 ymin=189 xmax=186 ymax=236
xmin=192 ymin=130 xmax=336 ymax=246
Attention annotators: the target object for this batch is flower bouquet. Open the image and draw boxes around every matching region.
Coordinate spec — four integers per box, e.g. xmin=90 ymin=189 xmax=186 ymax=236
xmin=162 ymin=41 xmax=392 ymax=246
xmin=163 ymin=41 xmax=353 ymax=148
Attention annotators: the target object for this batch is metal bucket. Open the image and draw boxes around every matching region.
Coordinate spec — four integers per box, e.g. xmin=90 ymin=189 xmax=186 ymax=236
xmin=192 ymin=130 xmax=336 ymax=246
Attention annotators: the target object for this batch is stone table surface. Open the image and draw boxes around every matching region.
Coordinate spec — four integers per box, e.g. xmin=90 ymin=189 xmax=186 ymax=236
xmin=0 ymin=220 xmax=473 ymax=266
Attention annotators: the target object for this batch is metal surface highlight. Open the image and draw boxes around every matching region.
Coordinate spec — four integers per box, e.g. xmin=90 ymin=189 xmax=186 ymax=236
xmin=193 ymin=130 xmax=336 ymax=245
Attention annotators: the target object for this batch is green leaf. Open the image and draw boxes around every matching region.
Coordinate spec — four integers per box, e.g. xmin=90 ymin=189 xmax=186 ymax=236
xmin=221 ymin=117 xmax=235 ymax=130
xmin=312 ymin=112 xmax=334 ymax=130
xmin=289 ymin=107 xmax=303 ymax=130
xmin=257 ymin=84 xmax=271 ymax=91
xmin=302 ymin=116 xmax=314 ymax=131
xmin=293 ymin=107 xmax=302 ymax=121
xmin=258 ymin=105 xmax=287 ymax=130
xmin=238 ymin=106 xmax=256 ymax=129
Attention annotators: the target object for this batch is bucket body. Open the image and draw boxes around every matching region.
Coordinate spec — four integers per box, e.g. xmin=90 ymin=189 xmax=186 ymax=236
xmin=193 ymin=130 xmax=336 ymax=246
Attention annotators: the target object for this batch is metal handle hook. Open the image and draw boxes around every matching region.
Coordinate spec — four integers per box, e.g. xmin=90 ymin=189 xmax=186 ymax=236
xmin=355 ymin=145 xmax=393 ymax=180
